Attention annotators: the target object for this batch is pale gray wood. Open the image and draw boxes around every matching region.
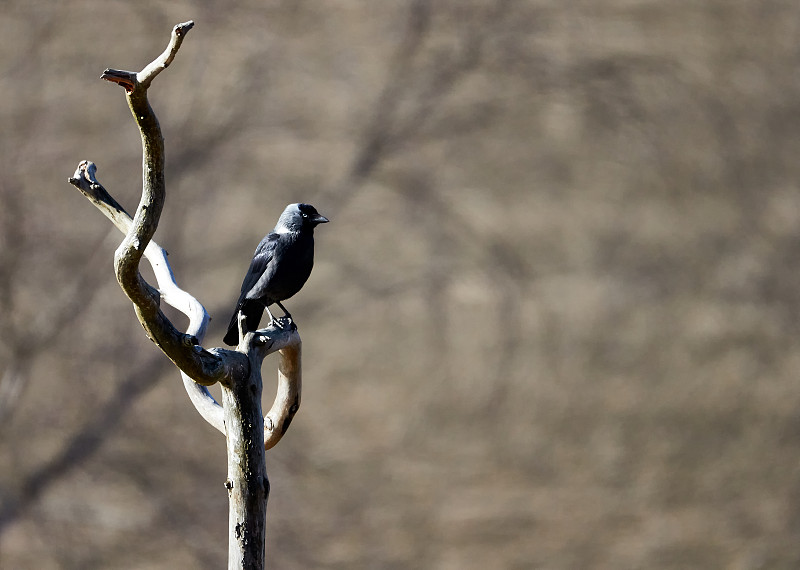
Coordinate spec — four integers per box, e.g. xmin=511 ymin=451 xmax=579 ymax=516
xmin=67 ymin=22 xmax=306 ymax=569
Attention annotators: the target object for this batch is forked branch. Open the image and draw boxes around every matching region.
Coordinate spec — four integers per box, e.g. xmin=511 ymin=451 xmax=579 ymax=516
xmin=68 ymin=161 xmax=229 ymax=389
xmin=102 ymin=20 xmax=194 ymax=92
xmin=69 ymin=161 xmax=301 ymax=449
xmin=68 ymin=23 xmax=306 ymax=568
xmin=67 ymin=21 xmax=303 ymax=449
xmin=84 ymin=21 xmax=225 ymax=385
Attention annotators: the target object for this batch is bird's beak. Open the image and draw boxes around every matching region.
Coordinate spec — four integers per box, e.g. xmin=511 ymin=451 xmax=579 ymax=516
xmin=313 ymin=214 xmax=329 ymax=224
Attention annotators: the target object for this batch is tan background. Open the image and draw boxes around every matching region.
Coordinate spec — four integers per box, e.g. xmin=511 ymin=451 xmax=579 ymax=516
xmin=2 ymin=1 xmax=800 ymax=568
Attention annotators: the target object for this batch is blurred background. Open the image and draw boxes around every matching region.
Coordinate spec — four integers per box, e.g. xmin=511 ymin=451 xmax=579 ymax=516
xmin=2 ymin=1 xmax=800 ymax=568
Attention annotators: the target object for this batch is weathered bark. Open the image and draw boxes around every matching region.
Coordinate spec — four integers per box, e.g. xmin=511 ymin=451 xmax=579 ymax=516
xmin=98 ymin=21 xmax=225 ymax=386
xmin=67 ymin=21 xmax=304 ymax=570
xmin=265 ymin=341 xmax=302 ymax=450
xmin=222 ymin=319 xmax=301 ymax=569
xmin=224 ymin=327 xmax=269 ymax=569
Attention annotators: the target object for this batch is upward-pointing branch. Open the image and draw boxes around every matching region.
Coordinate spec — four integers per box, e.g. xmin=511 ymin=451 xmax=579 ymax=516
xmin=91 ymin=21 xmax=227 ymax=386
xmin=68 ymin=23 xmax=304 ymax=446
xmin=68 ymin=21 xmax=307 ymax=568
xmin=101 ymin=20 xmax=195 ymax=92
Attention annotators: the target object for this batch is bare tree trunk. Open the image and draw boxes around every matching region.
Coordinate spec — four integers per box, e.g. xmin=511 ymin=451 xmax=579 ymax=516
xmin=67 ymin=22 xmax=303 ymax=570
xmin=223 ymin=347 xmax=268 ymax=569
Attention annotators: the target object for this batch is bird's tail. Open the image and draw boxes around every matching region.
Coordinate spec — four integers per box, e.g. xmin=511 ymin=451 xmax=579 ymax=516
xmin=223 ymin=300 xmax=265 ymax=346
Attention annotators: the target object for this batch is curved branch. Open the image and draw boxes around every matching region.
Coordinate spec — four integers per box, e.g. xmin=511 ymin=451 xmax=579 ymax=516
xmin=102 ymin=24 xmax=176 ymax=310
xmin=222 ymin=327 xmax=301 ymax=568
xmin=69 ymin=163 xmax=304 ymax=438
xmin=101 ymin=21 xmax=194 ymax=92
xmin=264 ymin=339 xmax=301 ymax=450
xmin=181 ymin=374 xmax=225 ymax=433
xmin=68 ymin=22 xmax=307 ymax=567
xmin=230 ymin=316 xmax=303 ymax=448
xmin=176 ymin=309 xmax=301 ymax=440
xmin=67 ymin=23 xmax=304 ymax=451
xmin=139 ymin=20 xmax=195 ymax=88
xmin=68 ymin=162 xmax=226 ymax=386
xmin=221 ymin=322 xmax=303 ymax=444
xmin=246 ymin=329 xmax=302 ymax=450
xmin=86 ymin=22 xmax=226 ymax=386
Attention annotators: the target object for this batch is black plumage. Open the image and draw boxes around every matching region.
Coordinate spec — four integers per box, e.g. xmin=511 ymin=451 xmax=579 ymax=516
xmin=223 ymin=203 xmax=328 ymax=346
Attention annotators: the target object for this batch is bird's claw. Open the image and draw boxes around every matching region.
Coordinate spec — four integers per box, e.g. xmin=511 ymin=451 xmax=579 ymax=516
xmin=271 ymin=316 xmax=295 ymax=330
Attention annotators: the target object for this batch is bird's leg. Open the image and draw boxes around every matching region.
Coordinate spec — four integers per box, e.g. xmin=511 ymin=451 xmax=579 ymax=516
xmin=262 ymin=303 xmax=279 ymax=327
xmin=274 ymin=301 xmax=294 ymax=329
xmin=258 ymin=302 xmax=291 ymax=330
xmin=275 ymin=301 xmax=293 ymax=321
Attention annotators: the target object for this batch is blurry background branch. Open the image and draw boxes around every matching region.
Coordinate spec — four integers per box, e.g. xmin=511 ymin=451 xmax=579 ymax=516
xmin=2 ymin=1 xmax=800 ymax=568
xmin=0 ymin=355 xmax=166 ymax=535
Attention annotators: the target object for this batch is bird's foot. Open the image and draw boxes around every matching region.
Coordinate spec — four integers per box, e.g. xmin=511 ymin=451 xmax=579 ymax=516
xmin=272 ymin=316 xmax=295 ymax=331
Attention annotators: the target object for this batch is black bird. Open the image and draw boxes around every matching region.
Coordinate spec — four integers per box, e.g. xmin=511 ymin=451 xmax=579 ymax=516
xmin=223 ymin=203 xmax=329 ymax=346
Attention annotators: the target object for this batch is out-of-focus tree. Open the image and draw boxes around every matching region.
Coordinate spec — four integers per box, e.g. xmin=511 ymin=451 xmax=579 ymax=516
xmin=3 ymin=1 xmax=800 ymax=568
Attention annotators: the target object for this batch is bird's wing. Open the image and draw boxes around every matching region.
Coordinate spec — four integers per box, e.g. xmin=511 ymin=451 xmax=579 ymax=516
xmin=223 ymin=233 xmax=281 ymax=346
xmin=237 ymin=233 xmax=280 ymax=299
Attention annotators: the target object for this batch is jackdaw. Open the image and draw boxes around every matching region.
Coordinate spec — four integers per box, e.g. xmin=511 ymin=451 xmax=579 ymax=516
xmin=223 ymin=203 xmax=328 ymax=346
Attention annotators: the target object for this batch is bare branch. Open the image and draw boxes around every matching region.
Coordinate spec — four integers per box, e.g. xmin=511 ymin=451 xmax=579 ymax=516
xmin=68 ymin=161 xmax=226 ymax=386
xmin=68 ymin=161 xmax=135 ymax=235
xmin=264 ymin=339 xmax=301 ymax=450
xmin=182 ymin=373 xmax=225 ymax=433
xmin=138 ymin=21 xmax=195 ymax=88
xmin=67 ymin=24 xmax=307 ymax=566
xmin=238 ymin=325 xmax=303 ymax=450
xmin=68 ymin=164 xmax=303 ymax=446
xmin=100 ymin=21 xmax=194 ymax=92
xmin=0 ymin=363 xmax=24 ymax=425
xmin=99 ymin=24 xmax=188 ymax=339
xmin=71 ymin=23 xmax=228 ymax=386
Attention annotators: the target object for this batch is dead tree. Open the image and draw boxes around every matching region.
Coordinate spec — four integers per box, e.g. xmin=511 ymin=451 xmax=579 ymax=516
xmin=67 ymin=22 xmax=300 ymax=570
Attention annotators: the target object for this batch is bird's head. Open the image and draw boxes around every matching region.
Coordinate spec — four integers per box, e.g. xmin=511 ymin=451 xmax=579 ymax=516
xmin=276 ymin=203 xmax=329 ymax=233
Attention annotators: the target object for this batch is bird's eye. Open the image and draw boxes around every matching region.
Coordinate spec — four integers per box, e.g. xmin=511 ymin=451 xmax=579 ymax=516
xmin=301 ymin=212 xmax=308 ymax=218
